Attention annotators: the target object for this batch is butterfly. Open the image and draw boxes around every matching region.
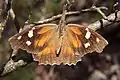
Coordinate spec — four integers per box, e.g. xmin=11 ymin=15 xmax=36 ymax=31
xmin=9 ymin=23 xmax=108 ymax=65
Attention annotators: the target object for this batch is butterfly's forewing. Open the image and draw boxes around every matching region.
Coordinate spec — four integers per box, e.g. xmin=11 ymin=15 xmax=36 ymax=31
xmin=9 ymin=24 xmax=58 ymax=54
xmin=66 ymin=24 xmax=108 ymax=57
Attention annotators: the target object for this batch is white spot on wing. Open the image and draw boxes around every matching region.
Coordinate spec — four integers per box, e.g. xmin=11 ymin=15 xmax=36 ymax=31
xmin=96 ymin=38 xmax=100 ymax=42
xmin=85 ymin=28 xmax=91 ymax=39
xmin=26 ymin=41 xmax=31 ymax=46
xmin=17 ymin=36 xmax=22 ymax=40
xmin=85 ymin=31 xmax=91 ymax=39
xmin=28 ymin=30 xmax=33 ymax=38
xmin=84 ymin=42 xmax=90 ymax=48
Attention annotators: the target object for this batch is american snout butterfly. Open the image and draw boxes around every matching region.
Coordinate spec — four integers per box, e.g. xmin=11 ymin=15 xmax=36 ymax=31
xmin=9 ymin=23 xmax=108 ymax=65
xmin=9 ymin=4 xmax=108 ymax=65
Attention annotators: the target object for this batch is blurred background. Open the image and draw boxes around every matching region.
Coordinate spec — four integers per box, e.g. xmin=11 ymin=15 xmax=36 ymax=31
xmin=0 ymin=0 xmax=120 ymax=80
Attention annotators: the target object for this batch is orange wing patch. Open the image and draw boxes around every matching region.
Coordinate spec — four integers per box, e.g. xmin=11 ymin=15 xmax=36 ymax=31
xmin=37 ymin=47 xmax=51 ymax=56
xmin=67 ymin=27 xmax=82 ymax=48
xmin=61 ymin=44 xmax=74 ymax=56
xmin=68 ymin=26 xmax=82 ymax=35
xmin=37 ymin=40 xmax=57 ymax=57
xmin=34 ymin=30 xmax=54 ymax=47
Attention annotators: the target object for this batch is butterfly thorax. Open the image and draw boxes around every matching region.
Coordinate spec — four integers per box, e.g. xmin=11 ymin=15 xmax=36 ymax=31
xmin=57 ymin=20 xmax=66 ymax=38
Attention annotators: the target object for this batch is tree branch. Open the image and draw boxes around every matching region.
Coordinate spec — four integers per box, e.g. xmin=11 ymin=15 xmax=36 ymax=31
xmin=31 ymin=6 xmax=108 ymax=25
xmin=88 ymin=11 xmax=120 ymax=30
xmin=0 ymin=59 xmax=27 ymax=76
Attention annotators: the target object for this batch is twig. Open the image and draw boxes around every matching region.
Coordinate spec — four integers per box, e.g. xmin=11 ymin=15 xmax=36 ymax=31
xmin=93 ymin=6 xmax=107 ymax=19
xmin=93 ymin=5 xmax=120 ymax=23
xmin=0 ymin=59 xmax=27 ymax=76
xmin=1 ymin=0 xmax=20 ymax=33
xmin=32 ymin=6 xmax=108 ymax=24
xmin=0 ymin=0 xmax=12 ymax=37
xmin=88 ymin=11 xmax=120 ymax=30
